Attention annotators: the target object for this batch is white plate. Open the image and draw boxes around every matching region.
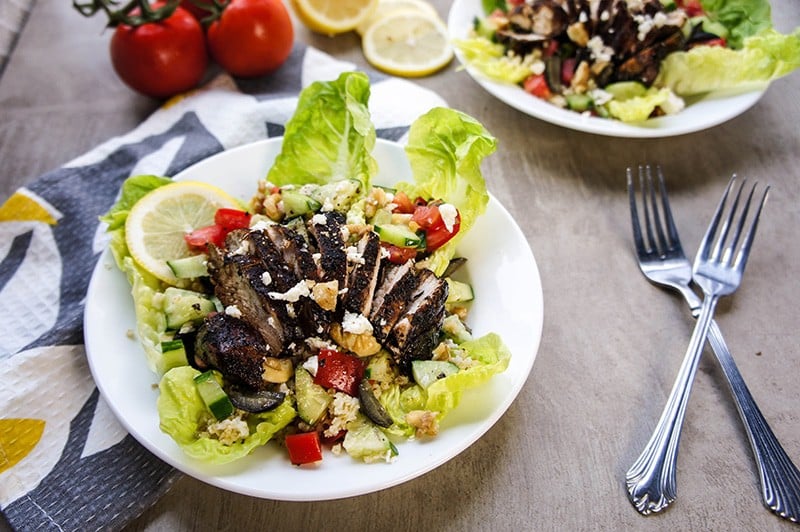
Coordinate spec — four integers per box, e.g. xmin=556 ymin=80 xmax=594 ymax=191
xmin=84 ymin=137 xmax=543 ymax=501
xmin=447 ymin=0 xmax=766 ymax=138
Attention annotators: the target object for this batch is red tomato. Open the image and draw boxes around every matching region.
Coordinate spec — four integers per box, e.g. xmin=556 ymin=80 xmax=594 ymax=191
xmin=425 ymin=211 xmax=461 ymax=252
xmin=214 ymin=208 xmax=251 ymax=231
xmin=523 ymin=73 xmax=552 ymax=100
xmin=185 ymin=224 xmax=227 ymax=248
xmin=391 ymin=190 xmax=415 ymax=214
xmin=207 ymin=0 xmax=294 ymax=78
xmin=382 ymin=243 xmax=418 ymax=264
xmin=314 ymin=349 xmax=365 ymax=396
xmin=677 ymin=0 xmax=704 ymax=16
xmin=285 ymin=432 xmax=323 ymax=465
xmin=411 ymin=203 xmax=443 ymax=230
xmin=701 ymin=37 xmax=727 ymax=48
xmin=110 ymin=4 xmax=208 ymax=99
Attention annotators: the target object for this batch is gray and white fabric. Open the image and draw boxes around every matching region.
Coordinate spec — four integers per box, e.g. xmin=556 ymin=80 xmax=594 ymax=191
xmin=0 ymin=44 xmax=446 ymax=532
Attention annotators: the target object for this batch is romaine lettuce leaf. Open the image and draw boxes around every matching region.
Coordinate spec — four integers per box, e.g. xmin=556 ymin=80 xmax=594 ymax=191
xmin=157 ymin=366 xmax=296 ymax=464
xmin=101 ymin=174 xmax=172 ymax=231
xmin=267 ymin=71 xmax=377 ymax=194
xmin=397 ymin=107 xmax=497 ymax=275
xmin=121 ymin=256 xmax=169 ymax=374
xmin=606 ymin=88 xmax=674 ymax=122
xmin=657 ymin=28 xmax=800 ymax=95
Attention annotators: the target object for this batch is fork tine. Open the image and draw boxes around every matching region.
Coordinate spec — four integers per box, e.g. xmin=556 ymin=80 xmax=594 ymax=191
xmin=733 ymin=183 xmax=770 ymax=272
xmin=698 ymin=175 xmax=737 ymax=262
xmin=711 ymin=175 xmax=747 ymax=262
xmin=627 ymin=167 xmax=647 ymax=256
xmin=643 ymin=165 xmax=668 ymax=255
xmin=722 ymin=180 xmax=756 ymax=264
xmin=655 ymin=166 xmax=682 ymax=250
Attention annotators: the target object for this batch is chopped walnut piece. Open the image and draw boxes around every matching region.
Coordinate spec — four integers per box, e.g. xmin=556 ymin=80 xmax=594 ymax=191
xmin=406 ymin=410 xmax=439 ymax=437
xmin=330 ymin=323 xmax=381 ymax=357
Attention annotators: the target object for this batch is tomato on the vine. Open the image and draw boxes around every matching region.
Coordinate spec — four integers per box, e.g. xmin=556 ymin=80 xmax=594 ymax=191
xmin=206 ymin=0 xmax=294 ymax=78
xmin=110 ymin=4 xmax=208 ymax=99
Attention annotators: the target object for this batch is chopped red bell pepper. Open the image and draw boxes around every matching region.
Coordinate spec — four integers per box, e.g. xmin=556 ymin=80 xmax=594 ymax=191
xmin=285 ymin=431 xmax=323 ymax=465
xmin=313 ymin=349 xmax=365 ymax=396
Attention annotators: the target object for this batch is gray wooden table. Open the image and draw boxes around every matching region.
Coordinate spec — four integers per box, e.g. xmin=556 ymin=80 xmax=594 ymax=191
xmin=2 ymin=1 xmax=799 ymax=530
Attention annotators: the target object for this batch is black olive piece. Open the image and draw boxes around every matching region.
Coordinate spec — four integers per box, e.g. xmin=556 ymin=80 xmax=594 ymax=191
xmin=358 ymin=380 xmax=393 ymax=428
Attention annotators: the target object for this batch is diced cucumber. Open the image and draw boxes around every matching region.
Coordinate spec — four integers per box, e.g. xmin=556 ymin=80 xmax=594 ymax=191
xmin=566 ymin=93 xmax=593 ymax=112
xmin=282 ymin=189 xmax=322 ymax=219
xmin=160 ymin=339 xmax=188 ymax=371
xmin=295 ymin=367 xmax=332 ymax=425
xmin=371 ymin=207 xmax=393 ymax=226
xmin=411 ymin=360 xmax=459 ymax=389
xmin=342 ymin=417 xmax=395 ymax=462
xmin=446 ymin=279 xmax=474 ymax=303
xmin=374 ymin=223 xmax=424 ymax=248
xmin=167 ymin=254 xmax=208 ymax=279
xmin=194 ymin=370 xmax=234 ymax=420
xmin=603 ymin=81 xmax=647 ymax=101
xmin=163 ymin=287 xmax=215 ymax=330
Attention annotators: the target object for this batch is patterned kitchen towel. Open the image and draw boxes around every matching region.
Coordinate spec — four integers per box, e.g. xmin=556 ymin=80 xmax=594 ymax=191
xmin=0 ymin=43 xmax=447 ymax=532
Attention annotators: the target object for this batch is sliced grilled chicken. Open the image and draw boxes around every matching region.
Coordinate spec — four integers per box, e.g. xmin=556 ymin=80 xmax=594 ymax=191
xmin=342 ymin=231 xmax=382 ymax=316
xmin=307 ymin=212 xmax=348 ymax=286
xmin=369 ymin=261 xmax=420 ymax=342
xmin=207 ymin=243 xmax=287 ymax=355
xmin=194 ymin=312 xmax=269 ymax=391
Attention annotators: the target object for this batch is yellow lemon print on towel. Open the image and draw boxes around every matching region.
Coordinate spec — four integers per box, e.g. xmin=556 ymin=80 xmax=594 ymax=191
xmin=0 ymin=191 xmax=58 ymax=225
xmin=0 ymin=418 xmax=46 ymax=473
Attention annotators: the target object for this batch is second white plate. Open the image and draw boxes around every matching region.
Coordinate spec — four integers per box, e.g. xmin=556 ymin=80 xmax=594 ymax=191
xmin=447 ymin=0 xmax=765 ymax=138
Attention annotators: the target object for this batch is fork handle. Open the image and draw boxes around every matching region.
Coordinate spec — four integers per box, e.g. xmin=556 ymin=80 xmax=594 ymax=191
xmin=706 ymin=320 xmax=800 ymax=522
xmin=625 ymin=294 xmax=719 ymax=514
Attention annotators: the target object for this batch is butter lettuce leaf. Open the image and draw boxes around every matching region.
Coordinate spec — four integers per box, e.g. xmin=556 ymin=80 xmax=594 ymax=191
xmin=699 ymin=0 xmax=773 ymax=49
xmin=101 ymin=174 xmax=172 ymax=232
xmin=267 ymin=71 xmax=377 ymax=193
xmin=379 ymin=333 xmax=511 ymax=437
xmin=658 ymin=28 xmax=800 ymax=95
xmin=157 ymin=366 xmax=296 ymax=464
xmin=606 ymin=88 xmax=673 ymax=122
xmin=453 ymin=38 xmax=532 ymax=84
xmin=397 ymin=107 xmax=497 ymax=275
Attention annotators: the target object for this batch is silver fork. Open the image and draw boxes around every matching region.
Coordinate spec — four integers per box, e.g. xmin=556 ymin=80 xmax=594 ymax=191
xmin=625 ymin=169 xmax=799 ymax=521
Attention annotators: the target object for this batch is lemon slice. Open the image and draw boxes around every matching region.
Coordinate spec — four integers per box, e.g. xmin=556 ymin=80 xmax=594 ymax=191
xmin=125 ymin=181 xmax=239 ymax=284
xmin=292 ymin=0 xmax=378 ymax=36
xmin=361 ymin=9 xmax=453 ymax=77
xmin=355 ymin=0 xmax=440 ymax=36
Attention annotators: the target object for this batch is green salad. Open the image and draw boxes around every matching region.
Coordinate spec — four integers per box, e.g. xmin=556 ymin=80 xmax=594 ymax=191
xmin=457 ymin=0 xmax=800 ymax=122
xmin=101 ymin=72 xmax=511 ymax=466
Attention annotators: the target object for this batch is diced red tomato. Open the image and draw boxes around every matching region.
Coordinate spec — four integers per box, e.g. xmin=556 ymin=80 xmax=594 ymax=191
xmin=185 ymin=224 xmax=227 ymax=248
xmin=214 ymin=208 xmax=251 ymax=231
xmin=285 ymin=432 xmax=323 ymax=465
xmin=523 ymin=73 xmax=552 ymax=100
xmin=677 ymin=0 xmax=704 ymax=16
xmin=391 ymin=190 xmax=415 ymax=214
xmin=382 ymin=243 xmax=418 ymax=264
xmin=701 ymin=37 xmax=727 ymax=48
xmin=411 ymin=202 xmax=443 ymax=230
xmin=314 ymin=349 xmax=365 ymax=396
xmin=425 ymin=211 xmax=461 ymax=252
xmin=561 ymin=57 xmax=577 ymax=86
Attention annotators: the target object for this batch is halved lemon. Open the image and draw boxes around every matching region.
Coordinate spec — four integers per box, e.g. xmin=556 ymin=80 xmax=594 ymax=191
xmin=292 ymin=0 xmax=378 ymax=36
xmin=125 ymin=181 xmax=239 ymax=284
xmin=355 ymin=0 xmax=440 ymax=36
xmin=361 ymin=9 xmax=453 ymax=77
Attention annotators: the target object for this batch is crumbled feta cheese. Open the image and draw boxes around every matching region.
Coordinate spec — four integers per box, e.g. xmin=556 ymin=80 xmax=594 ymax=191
xmin=225 ymin=305 xmax=242 ymax=318
xmin=346 ymin=245 xmax=365 ymax=265
xmin=269 ymin=279 xmax=311 ymax=302
xmin=342 ymin=311 xmax=373 ymax=335
xmin=311 ymin=213 xmax=327 ymax=225
xmin=261 ymin=271 xmax=272 ymax=286
xmin=438 ymin=203 xmax=458 ymax=233
xmin=587 ymin=36 xmax=613 ymax=63
xmin=302 ymin=355 xmax=319 ymax=376
xmin=589 ymin=88 xmax=613 ymax=106
xmin=250 ymin=219 xmax=272 ymax=232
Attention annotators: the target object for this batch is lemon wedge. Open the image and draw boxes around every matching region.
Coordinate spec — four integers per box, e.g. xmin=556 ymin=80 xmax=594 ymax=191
xmin=292 ymin=0 xmax=378 ymax=36
xmin=125 ymin=181 xmax=239 ymax=284
xmin=361 ymin=9 xmax=453 ymax=77
xmin=355 ymin=0 xmax=440 ymax=36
